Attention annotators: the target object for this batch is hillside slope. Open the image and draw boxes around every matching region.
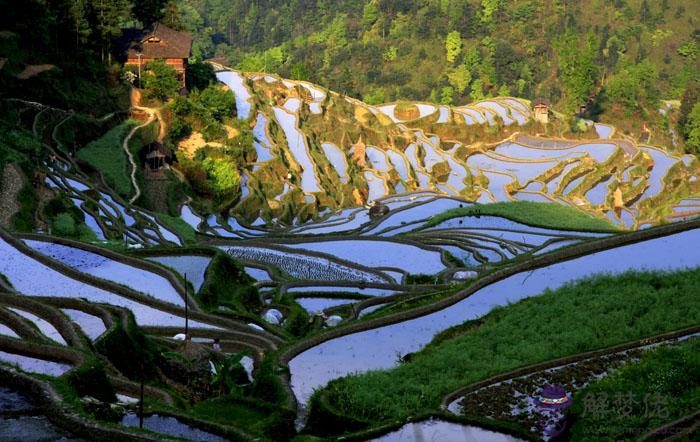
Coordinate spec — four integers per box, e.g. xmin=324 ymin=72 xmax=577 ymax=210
xmin=208 ymin=68 xmax=700 ymax=229
xmin=177 ymin=0 xmax=700 ymax=108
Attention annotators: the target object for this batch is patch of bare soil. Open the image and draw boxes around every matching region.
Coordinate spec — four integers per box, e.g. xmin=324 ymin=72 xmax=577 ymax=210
xmin=178 ymin=127 xmax=239 ymax=159
xmin=131 ymin=88 xmax=143 ymax=107
xmin=15 ymin=64 xmax=55 ymax=80
xmin=224 ymin=125 xmax=239 ymax=138
xmin=178 ymin=132 xmax=223 ymax=159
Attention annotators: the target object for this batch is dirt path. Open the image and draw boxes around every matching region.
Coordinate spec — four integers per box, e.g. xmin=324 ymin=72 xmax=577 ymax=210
xmin=31 ymin=107 xmax=48 ymax=139
xmin=124 ymin=107 xmax=155 ymax=204
xmin=131 ymin=89 xmax=166 ymax=142
xmin=126 ymin=88 xmax=167 ymax=204
xmin=154 ymin=107 xmax=166 ymax=142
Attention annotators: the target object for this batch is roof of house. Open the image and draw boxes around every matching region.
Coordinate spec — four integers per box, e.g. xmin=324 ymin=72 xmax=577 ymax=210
xmin=532 ymin=98 xmax=551 ymax=108
xmin=122 ymin=23 xmax=192 ymax=59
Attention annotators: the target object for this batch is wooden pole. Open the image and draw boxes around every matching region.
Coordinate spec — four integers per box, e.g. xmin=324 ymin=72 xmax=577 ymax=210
xmin=137 ymin=53 xmax=143 ymax=89
xmin=139 ymin=377 xmax=144 ymax=429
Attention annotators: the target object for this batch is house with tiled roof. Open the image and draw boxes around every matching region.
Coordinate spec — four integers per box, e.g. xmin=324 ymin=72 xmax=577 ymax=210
xmin=122 ymin=23 xmax=192 ymax=86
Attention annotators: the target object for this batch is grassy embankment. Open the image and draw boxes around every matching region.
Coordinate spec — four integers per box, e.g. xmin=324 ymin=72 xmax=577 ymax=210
xmin=77 ymin=121 xmax=137 ymax=198
xmin=569 ymin=337 xmax=700 ymax=440
xmin=422 ymin=201 xmax=620 ymax=233
xmin=311 ymin=267 xmax=700 ymax=430
xmin=189 ymin=392 xmax=295 ymax=441
xmin=197 ymin=253 xmax=259 ymax=313
xmin=156 ymin=213 xmax=197 ymax=244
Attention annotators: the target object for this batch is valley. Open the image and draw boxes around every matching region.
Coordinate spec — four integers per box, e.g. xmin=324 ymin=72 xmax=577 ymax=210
xmin=1 ymin=1 xmax=699 ymax=440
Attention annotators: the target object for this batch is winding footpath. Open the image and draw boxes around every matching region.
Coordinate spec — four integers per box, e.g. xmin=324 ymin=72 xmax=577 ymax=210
xmin=124 ymin=106 xmax=155 ymax=204
xmin=126 ymin=89 xmax=167 ymax=204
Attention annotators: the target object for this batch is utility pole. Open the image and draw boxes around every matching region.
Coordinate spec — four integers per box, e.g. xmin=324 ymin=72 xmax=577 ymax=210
xmin=137 ymin=53 xmax=143 ymax=89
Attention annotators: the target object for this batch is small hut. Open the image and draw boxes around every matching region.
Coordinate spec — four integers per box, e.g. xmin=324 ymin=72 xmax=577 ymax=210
xmin=146 ymin=144 xmax=171 ymax=169
xmin=532 ymin=99 xmax=551 ymax=124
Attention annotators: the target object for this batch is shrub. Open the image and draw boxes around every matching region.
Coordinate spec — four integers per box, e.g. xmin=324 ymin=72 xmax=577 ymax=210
xmin=196 ymin=85 xmax=236 ymax=121
xmin=198 ymin=253 xmax=258 ymax=312
xmin=51 ymin=212 xmax=76 ymax=237
xmin=169 ymin=117 xmax=192 ymax=141
xmin=263 ymin=410 xmax=296 ymax=442
xmin=66 ymin=357 xmax=115 ymax=402
xmin=285 ymin=307 xmax=311 ymax=338
xmin=11 ymin=183 xmax=37 ymax=232
xmin=43 ymin=196 xmax=67 ymax=219
xmin=95 ymin=321 xmax=159 ymax=381
xmin=251 ymin=357 xmax=285 ymax=405
xmin=186 ymin=60 xmax=216 ymax=91
xmin=142 ymin=59 xmax=180 ymax=102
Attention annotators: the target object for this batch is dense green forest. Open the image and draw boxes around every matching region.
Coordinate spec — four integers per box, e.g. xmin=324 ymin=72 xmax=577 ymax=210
xmin=163 ymin=0 xmax=700 ymax=150
xmin=3 ymin=0 xmax=700 ymax=151
xmin=171 ymin=0 xmax=700 ymax=109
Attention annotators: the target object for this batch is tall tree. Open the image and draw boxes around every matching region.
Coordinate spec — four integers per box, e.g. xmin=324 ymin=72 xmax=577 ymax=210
xmin=605 ymin=59 xmax=658 ymax=113
xmin=639 ymin=0 xmax=651 ymax=24
xmin=162 ymin=0 xmax=184 ymax=30
xmin=685 ymin=102 xmax=700 ymax=154
xmin=445 ymin=30 xmax=461 ymax=63
xmin=69 ymin=0 xmax=91 ymax=50
xmin=679 ymin=81 xmax=700 ymax=132
xmin=555 ymin=32 xmax=600 ymax=113
xmin=89 ymin=0 xmax=130 ymax=61
xmin=132 ymin=0 xmax=167 ymax=26
xmin=362 ymin=1 xmax=379 ymax=29
xmin=480 ymin=0 xmax=502 ymax=27
xmin=447 ymin=63 xmax=472 ymax=95
xmin=440 ymin=86 xmax=454 ymax=105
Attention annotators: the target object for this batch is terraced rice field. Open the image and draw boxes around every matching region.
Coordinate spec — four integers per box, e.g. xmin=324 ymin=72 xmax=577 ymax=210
xmin=287 ymin=226 xmax=700 ymax=404
xmin=3 ymin=73 xmax=700 ymax=442
xmin=0 ymin=237 xmax=217 ymax=329
xmin=148 ymin=255 xmax=211 ymax=291
xmin=221 ymin=245 xmax=390 ymax=282
xmin=207 ymin=69 xmax=700 ymax=230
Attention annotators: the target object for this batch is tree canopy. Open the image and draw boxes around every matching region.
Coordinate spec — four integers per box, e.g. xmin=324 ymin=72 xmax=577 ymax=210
xmin=142 ymin=59 xmax=180 ymax=101
xmin=685 ymin=103 xmax=700 ymax=153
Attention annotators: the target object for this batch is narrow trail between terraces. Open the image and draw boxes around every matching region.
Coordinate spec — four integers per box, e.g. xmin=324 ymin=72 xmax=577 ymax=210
xmin=127 ymin=89 xmax=167 ymax=204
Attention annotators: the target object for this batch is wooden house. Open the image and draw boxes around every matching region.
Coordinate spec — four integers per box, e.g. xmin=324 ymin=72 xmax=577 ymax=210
xmin=122 ymin=23 xmax=192 ymax=86
xmin=532 ymin=98 xmax=551 ymax=124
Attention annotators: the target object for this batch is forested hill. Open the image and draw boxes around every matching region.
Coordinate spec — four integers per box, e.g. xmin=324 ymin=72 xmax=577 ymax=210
xmin=176 ymin=0 xmax=700 ymax=109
